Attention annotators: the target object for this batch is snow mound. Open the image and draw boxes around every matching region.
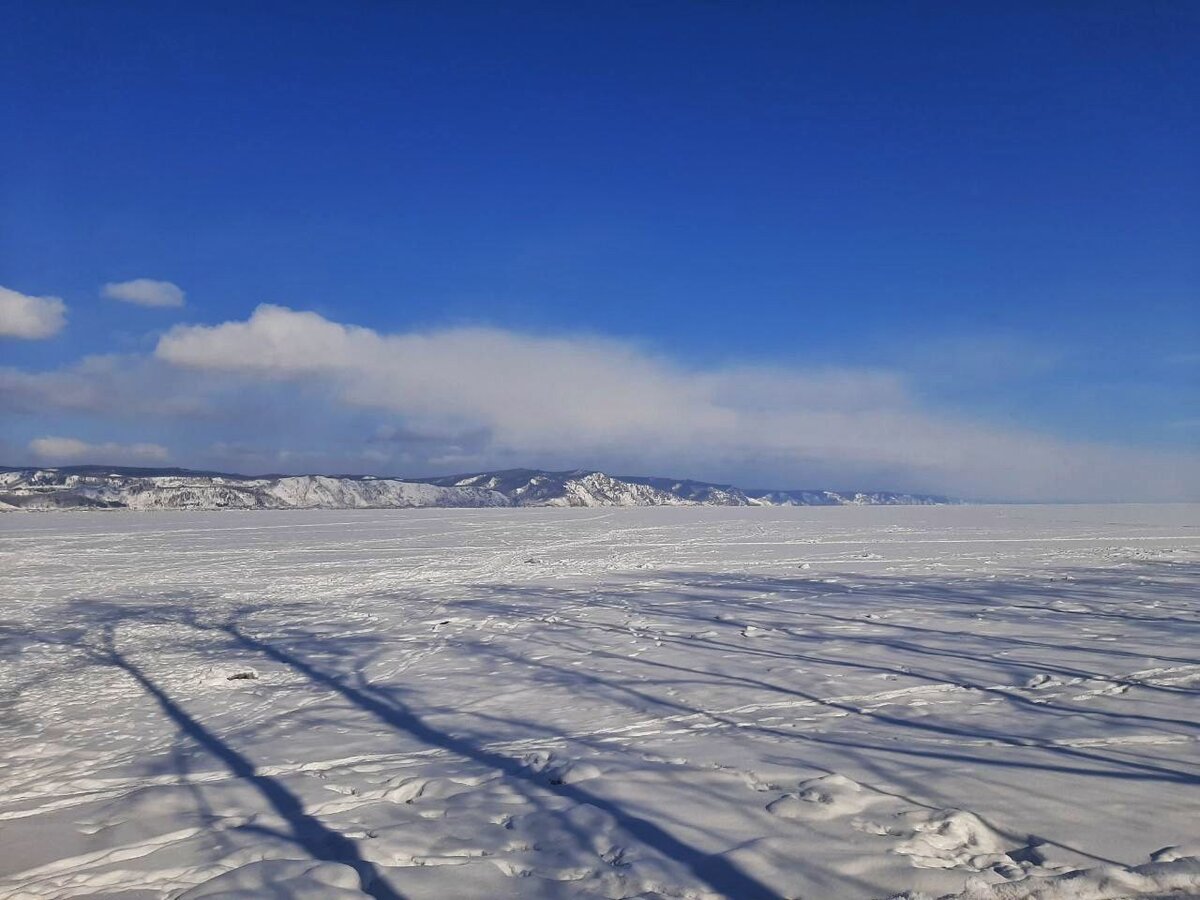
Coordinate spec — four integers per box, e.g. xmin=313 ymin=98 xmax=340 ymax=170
xmin=178 ymin=860 xmax=368 ymax=899
xmin=520 ymin=750 xmax=603 ymax=785
xmin=767 ymin=773 xmax=873 ymax=820
xmin=905 ymin=853 xmax=1200 ymax=899
xmin=894 ymin=809 xmax=1015 ymax=871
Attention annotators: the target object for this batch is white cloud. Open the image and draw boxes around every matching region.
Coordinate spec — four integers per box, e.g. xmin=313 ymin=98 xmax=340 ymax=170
xmin=29 ymin=436 xmax=169 ymax=463
xmin=154 ymin=305 xmax=1200 ymax=501
xmin=0 ymin=286 xmax=67 ymax=339
xmin=102 ymin=279 xmax=186 ymax=308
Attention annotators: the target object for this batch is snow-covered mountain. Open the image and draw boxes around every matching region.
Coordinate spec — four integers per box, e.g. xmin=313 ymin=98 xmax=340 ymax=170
xmin=0 ymin=467 xmax=508 ymax=511
xmin=0 ymin=465 xmax=954 ymax=510
xmin=744 ymin=488 xmax=951 ymax=506
xmin=421 ymin=469 xmax=752 ymax=507
xmin=425 ymin=469 xmax=951 ymax=507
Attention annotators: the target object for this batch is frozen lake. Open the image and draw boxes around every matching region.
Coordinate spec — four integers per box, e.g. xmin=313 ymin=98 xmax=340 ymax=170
xmin=1 ymin=505 xmax=1198 ymax=899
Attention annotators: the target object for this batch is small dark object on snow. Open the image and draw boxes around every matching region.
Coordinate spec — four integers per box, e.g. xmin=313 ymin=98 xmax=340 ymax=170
xmin=227 ymin=671 xmax=258 ymax=681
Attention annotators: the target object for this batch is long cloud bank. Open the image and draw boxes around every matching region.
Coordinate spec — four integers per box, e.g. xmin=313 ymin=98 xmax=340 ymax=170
xmin=149 ymin=305 xmax=1198 ymax=501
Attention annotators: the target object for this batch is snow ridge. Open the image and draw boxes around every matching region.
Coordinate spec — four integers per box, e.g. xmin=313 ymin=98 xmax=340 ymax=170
xmin=0 ymin=465 xmax=954 ymax=511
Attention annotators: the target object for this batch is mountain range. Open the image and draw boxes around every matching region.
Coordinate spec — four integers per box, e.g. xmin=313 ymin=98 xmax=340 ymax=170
xmin=0 ymin=465 xmax=955 ymax=511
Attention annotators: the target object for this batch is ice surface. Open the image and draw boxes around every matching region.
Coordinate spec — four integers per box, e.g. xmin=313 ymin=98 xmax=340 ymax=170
xmin=0 ymin=504 xmax=1197 ymax=899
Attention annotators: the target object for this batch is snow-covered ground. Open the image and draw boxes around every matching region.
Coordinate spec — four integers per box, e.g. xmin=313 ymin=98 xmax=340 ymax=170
xmin=0 ymin=505 xmax=1197 ymax=900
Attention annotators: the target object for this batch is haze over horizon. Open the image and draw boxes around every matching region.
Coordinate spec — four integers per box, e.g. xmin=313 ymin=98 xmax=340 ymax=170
xmin=2 ymin=2 xmax=1197 ymax=502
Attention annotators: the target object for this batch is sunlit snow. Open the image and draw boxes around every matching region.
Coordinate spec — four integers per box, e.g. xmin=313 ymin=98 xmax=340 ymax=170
xmin=1 ymin=505 xmax=1197 ymax=899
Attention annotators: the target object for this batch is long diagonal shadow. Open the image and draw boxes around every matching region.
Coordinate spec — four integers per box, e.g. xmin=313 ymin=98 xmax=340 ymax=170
xmin=222 ymin=622 xmax=781 ymax=900
xmin=459 ymin=633 xmax=1200 ymax=786
xmin=87 ymin=628 xmax=405 ymax=900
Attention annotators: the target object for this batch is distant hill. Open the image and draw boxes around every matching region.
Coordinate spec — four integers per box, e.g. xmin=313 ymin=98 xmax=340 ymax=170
xmin=0 ymin=465 xmax=955 ymax=511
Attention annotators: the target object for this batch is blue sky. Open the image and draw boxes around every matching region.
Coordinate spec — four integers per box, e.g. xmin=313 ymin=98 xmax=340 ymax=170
xmin=1 ymin=1 xmax=1197 ymax=499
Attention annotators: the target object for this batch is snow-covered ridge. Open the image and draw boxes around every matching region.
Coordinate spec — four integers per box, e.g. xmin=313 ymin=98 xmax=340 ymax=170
xmin=0 ymin=465 xmax=954 ymax=510
xmin=0 ymin=469 xmax=508 ymax=511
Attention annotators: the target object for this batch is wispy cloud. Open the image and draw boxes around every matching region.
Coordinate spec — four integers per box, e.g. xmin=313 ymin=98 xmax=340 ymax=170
xmin=0 ymin=286 xmax=67 ymax=339
xmin=0 ymin=354 xmax=219 ymax=418
xmin=102 ymin=279 xmax=186 ymax=308
xmin=894 ymin=334 xmax=1065 ymax=386
xmin=29 ymin=436 xmax=169 ymax=463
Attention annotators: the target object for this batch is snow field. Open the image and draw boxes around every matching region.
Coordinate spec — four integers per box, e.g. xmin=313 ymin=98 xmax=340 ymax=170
xmin=0 ymin=504 xmax=1197 ymax=899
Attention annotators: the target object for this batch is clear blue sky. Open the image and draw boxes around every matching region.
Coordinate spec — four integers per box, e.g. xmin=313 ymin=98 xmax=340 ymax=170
xmin=1 ymin=1 xmax=1197 ymax=498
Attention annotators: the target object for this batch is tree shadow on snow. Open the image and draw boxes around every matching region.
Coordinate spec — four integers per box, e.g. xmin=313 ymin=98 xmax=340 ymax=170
xmin=21 ymin=621 xmax=406 ymax=900
xmin=29 ymin=598 xmax=782 ymax=900
xmin=10 ymin=558 xmax=1198 ymax=898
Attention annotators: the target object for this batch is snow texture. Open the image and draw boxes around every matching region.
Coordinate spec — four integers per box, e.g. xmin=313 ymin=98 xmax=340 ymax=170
xmin=0 ymin=504 xmax=1196 ymax=899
